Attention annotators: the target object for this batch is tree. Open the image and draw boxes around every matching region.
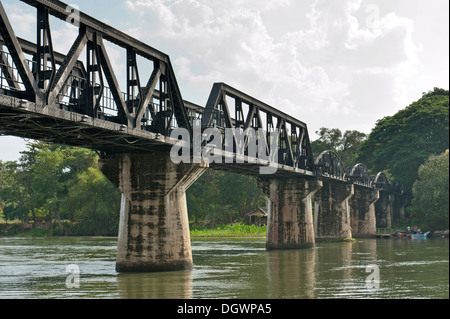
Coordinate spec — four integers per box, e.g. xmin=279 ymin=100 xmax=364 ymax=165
xmin=186 ymin=170 xmax=266 ymax=225
xmin=408 ymin=150 xmax=449 ymax=230
xmin=14 ymin=142 xmax=98 ymax=224
xmin=61 ymin=166 xmax=121 ymax=235
xmin=311 ymin=127 xmax=367 ymax=168
xmin=0 ymin=141 xmax=121 ymax=235
xmin=0 ymin=160 xmax=18 ymax=220
xmin=358 ymin=88 xmax=449 ymax=195
xmin=0 ymin=158 xmax=34 ymax=221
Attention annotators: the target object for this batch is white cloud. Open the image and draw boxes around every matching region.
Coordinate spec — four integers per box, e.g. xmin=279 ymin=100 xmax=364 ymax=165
xmin=124 ymin=0 xmax=423 ymax=137
xmin=2 ymin=3 xmax=35 ymax=38
xmin=9 ymin=12 xmax=35 ymax=36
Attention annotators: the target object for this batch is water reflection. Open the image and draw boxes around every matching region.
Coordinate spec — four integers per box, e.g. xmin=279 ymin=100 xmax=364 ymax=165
xmin=118 ymin=271 xmax=193 ymax=299
xmin=267 ymin=248 xmax=316 ymax=298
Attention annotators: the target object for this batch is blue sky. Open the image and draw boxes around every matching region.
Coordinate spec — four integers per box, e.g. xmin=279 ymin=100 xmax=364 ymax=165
xmin=0 ymin=0 xmax=448 ymax=162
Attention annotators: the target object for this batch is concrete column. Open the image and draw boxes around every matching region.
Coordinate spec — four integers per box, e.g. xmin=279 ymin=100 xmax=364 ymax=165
xmin=392 ymin=193 xmax=407 ymax=222
xmin=349 ymin=185 xmax=379 ymax=237
xmin=375 ymin=191 xmax=392 ymax=229
xmin=388 ymin=194 xmax=394 ymax=229
xmin=99 ymin=152 xmax=208 ymax=272
xmin=313 ymin=181 xmax=353 ymax=240
xmin=258 ymin=177 xmax=322 ymax=250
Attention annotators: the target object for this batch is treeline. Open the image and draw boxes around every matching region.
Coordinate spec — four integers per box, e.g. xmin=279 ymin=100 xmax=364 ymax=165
xmin=359 ymin=87 xmax=448 ymax=230
xmin=358 ymin=88 xmax=449 ymax=230
xmin=0 ymin=88 xmax=448 ymax=234
xmin=312 ymin=88 xmax=448 ymax=230
xmin=187 ymin=170 xmax=266 ymax=225
xmin=358 ymin=87 xmax=449 ymax=196
xmin=0 ymin=142 xmax=265 ymax=235
xmin=0 ymin=143 xmax=121 ymax=236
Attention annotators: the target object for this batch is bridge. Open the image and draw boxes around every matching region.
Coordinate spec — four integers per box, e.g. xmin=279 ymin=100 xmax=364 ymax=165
xmin=0 ymin=0 xmax=406 ymax=272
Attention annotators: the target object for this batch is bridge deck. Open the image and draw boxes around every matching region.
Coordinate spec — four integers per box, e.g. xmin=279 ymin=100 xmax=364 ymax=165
xmin=0 ymin=93 xmax=174 ymax=154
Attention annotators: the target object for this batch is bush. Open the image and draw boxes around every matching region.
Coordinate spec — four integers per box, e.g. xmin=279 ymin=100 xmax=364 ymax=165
xmin=0 ymin=222 xmax=23 ymax=236
xmin=190 ymin=223 xmax=267 ymax=237
xmin=408 ymin=150 xmax=449 ymax=231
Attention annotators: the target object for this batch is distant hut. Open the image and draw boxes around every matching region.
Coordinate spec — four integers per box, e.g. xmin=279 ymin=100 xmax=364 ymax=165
xmin=247 ymin=207 xmax=268 ymax=226
xmin=22 ymin=217 xmax=52 ymax=230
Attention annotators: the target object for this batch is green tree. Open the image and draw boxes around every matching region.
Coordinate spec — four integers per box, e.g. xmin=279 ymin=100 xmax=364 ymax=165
xmin=0 ymin=160 xmax=18 ymax=220
xmin=358 ymin=88 xmax=449 ymax=195
xmin=187 ymin=170 xmax=266 ymax=225
xmin=15 ymin=142 xmax=98 ymax=224
xmin=408 ymin=150 xmax=449 ymax=231
xmin=311 ymin=127 xmax=367 ymax=168
xmin=0 ymin=141 xmax=120 ymax=234
xmin=61 ymin=166 xmax=121 ymax=235
xmin=28 ymin=145 xmax=67 ymax=224
xmin=0 ymin=158 xmax=35 ymax=221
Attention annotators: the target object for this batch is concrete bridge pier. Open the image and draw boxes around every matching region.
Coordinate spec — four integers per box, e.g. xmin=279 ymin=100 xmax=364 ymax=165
xmin=375 ymin=192 xmax=393 ymax=229
xmin=258 ymin=178 xmax=322 ymax=250
xmin=313 ymin=181 xmax=353 ymax=241
xmin=392 ymin=193 xmax=407 ymax=222
xmin=349 ymin=186 xmax=379 ymax=237
xmin=99 ymin=152 xmax=208 ymax=272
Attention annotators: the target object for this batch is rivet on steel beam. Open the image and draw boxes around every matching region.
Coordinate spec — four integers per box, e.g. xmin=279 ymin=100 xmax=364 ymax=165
xmin=19 ymin=100 xmax=28 ymax=109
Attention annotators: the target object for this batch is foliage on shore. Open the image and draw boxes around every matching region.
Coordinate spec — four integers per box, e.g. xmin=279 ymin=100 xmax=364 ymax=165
xmin=358 ymin=88 xmax=449 ymax=196
xmin=408 ymin=150 xmax=449 ymax=230
xmin=190 ymin=224 xmax=266 ymax=238
xmin=0 ymin=221 xmax=267 ymax=238
xmin=0 ymin=143 xmax=121 ymax=236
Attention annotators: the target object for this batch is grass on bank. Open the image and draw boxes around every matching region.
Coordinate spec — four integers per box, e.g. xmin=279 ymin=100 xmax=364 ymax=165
xmin=1 ymin=220 xmax=267 ymax=238
xmin=190 ymin=223 xmax=267 ymax=238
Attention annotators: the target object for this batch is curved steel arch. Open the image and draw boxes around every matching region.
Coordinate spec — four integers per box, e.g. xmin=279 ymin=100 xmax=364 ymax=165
xmin=345 ymin=163 xmax=372 ymax=187
xmin=314 ymin=150 xmax=345 ymax=180
xmin=373 ymin=172 xmax=390 ymax=191
xmin=390 ymin=180 xmax=403 ymax=194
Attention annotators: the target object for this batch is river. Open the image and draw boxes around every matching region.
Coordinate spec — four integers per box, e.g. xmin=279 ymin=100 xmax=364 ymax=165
xmin=0 ymin=236 xmax=448 ymax=299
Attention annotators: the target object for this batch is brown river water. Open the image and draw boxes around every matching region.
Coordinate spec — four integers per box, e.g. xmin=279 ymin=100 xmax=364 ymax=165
xmin=0 ymin=236 xmax=448 ymax=299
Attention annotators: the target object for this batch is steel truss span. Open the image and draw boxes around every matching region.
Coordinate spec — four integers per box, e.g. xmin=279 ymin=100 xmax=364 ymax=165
xmin=0 ymin=0 xmax=401 ymax=189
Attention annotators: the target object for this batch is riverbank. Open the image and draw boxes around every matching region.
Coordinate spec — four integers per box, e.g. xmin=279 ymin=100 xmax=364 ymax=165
xmin=190 ymin=224 xmax=267 ymax=238
xmin=0 ymin=222 xmax=267 ymax=238
xmin=2 ymin=221 xmax=447 ymax=239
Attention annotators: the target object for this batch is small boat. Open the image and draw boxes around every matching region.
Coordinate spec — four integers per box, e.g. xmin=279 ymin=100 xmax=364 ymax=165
xmin=391 ymin=230 xmax=430 ymax=239
xmin=410 ymin=231 xmax=430 ymax=239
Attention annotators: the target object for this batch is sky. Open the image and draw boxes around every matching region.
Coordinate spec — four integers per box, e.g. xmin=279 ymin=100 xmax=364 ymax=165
xmin=0 ymin=0 xmax=448 ymax=162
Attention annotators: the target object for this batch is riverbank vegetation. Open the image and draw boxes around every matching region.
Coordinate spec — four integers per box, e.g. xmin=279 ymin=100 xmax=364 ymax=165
xmin=1 ymin=88 xmax=448 ymax=236
xmin=190 ymin=224 xmax=266 ymax=238
xmin=0 ymin=143 xmax=121 ymax=236
xmin=357 ymin=88 xmax=449 ymax=196
xmin=358 ymin=88 xmax=449 ymax=231
xmin=0 ymin=143 xmax=265 ymax=237
xmin=408 ymin=150 xmax=449 ymax=230
xmin=0 ymin=220 xmax=266 ymax=238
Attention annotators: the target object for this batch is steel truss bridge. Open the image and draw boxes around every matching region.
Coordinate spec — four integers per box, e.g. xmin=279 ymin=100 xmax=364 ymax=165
xmin=0 ymin=0 xmax=400 ymax=193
